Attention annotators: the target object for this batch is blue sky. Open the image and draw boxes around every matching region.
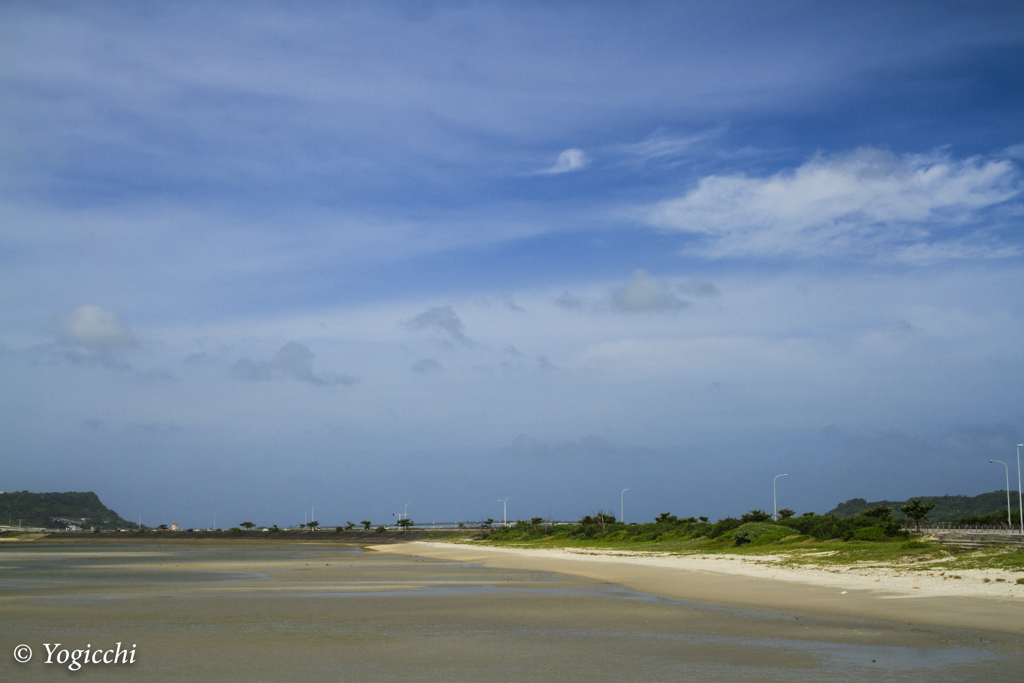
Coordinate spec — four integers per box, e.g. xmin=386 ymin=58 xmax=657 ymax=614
xmin=2 ymin=2 xmax=1023 ymax=528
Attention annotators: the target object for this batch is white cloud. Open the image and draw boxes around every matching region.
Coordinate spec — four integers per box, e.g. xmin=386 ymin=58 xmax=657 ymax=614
xmin=614 ymin=128 xmax=721 ymax=167
xmin=51 ymin=305 xmax=138 ymax=348
xmin=645 ymin=148 xmax=1020 ymax=259
xmin=539 ymin=148 xmax=588 ymax=175
xmin=611 ymin=269 xmax=688 ymax=312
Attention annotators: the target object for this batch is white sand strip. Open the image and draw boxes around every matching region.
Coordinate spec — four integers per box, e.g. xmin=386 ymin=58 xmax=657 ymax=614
xmin=370 ymin=542 xmax=1024 ymax=635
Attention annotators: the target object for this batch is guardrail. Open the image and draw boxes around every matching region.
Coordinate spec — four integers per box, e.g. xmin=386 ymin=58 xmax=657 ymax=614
xmin=903 ymin=524 xmax=1022 ymax=535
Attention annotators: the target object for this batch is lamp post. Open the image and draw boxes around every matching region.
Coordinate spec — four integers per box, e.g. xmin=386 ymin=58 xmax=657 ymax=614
xmin=989 ymin=460 xmax=1012 ymax=528
xmin=773 ymin=474 xmax=788 ymax=521
xmin=1017 ymin=444 xmax=1023 ymax=534
xmin=620 ymin=489 xmax=629 ymax=524
xmin=498 ymin=498 xmax=510 ymax=527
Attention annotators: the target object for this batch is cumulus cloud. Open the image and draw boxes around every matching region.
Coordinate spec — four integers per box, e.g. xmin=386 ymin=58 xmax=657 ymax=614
xmin=539 ymin=148 xmax=588 ymax=175
xmin=611 ymin=269 xmax=688 ymax=312
xmin=230 ymin=342 xmax=358 ymax=386
xmin=411 ymin=358 xmax=443 ymax=374
xmin=646 ymin=148 xmax=1021 ymax=260
xmin=46 ymin=304 xmax=141 ymax=370
xmin=51 ymin=305 xmax=138 ymax=348
xmin=404 ymin=305 xmax=470 ymax=344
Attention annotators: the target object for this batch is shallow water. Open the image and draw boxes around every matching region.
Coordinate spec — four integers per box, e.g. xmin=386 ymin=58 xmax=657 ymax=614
xmin=0 ymin=542 xmax=1018 ymax=682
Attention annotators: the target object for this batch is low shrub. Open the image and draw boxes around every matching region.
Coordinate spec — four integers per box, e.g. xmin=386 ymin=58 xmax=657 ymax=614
xmin=749 ymin=527 xmax=794 ymax=546
xmin=851 ymin=527 xmax=887 ymax=542
xmin=732 ymin=522 xmax=784 ymax=546
xmin=901 ymin=540 xmax=929 ymax=549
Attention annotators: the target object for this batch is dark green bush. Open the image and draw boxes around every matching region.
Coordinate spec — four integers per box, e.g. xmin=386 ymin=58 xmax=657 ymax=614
xmin=733 ymin=522 xmax=788 ymax=546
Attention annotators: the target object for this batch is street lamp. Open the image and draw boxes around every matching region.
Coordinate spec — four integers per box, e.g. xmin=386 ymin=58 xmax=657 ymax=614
xmin=498 ymin=498 xmax=510 ymax=527
xmin=989 ymin=460 xmax=1012 ymax=528
xmin=1018 ymin=444 xmax=1023 ymax=534
xmin=773 ymin=474 xmax=788 ymax=521
xmin=621 ymin=489 xmax=629 ymax=524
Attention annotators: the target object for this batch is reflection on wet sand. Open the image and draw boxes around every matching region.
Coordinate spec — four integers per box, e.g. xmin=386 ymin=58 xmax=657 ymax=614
xmin=0 ymin=542 xmax=1019 ymax=682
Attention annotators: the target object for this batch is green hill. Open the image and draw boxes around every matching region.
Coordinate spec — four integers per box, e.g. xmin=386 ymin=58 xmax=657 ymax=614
xmin=826 ymin=491 xmax=1020 ymax=523
xmin=0 ymin=491 xmax=137 ymax=530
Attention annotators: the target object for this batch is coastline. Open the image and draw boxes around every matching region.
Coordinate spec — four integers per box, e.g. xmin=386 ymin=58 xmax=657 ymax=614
xmin=370 ymin=541 xmax=1024 ymax=635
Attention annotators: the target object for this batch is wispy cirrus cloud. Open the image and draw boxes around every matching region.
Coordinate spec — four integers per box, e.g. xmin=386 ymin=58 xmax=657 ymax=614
xmin=645 ymin=148 xmax=1021 ymax=260
xmin=537 ymin=148 xmax=588 ymax=175
xmin=614 ymin=128 xmax=722 ymax=168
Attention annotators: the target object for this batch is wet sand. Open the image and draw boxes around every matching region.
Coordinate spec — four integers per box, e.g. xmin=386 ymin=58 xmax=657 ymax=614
xmin=1 ymin=541 xmax=1021 ymax=681
xmin=373 ymin=542 xmax=1024 ymax=635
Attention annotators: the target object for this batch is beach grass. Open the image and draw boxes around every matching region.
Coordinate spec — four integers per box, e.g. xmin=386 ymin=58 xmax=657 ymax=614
xmin=468 ymin=533 xmax=1024 ymax=573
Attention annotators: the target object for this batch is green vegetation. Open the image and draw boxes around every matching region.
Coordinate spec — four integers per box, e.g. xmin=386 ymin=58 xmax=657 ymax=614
xmin=899 ymin=499 xmax=936 ymax=531
xmin=484 ymin=506 xmax=910 ymax=548
xmin=0 ymin=491 xmax=137 ymax=530
xmin=361 ymin=521 xmax=372 ymax=530
xmin=476 ymin=510 xmax=1023 ymax=573
xmin=827 ymin=491 xmax=1021 ymax=524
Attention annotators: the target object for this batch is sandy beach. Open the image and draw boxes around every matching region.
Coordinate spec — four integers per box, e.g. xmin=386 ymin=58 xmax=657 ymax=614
xmin=372 ymin=541 xmax=1024 ymax=635
xmin=2 ymin=540 xmax=1022 ymax=681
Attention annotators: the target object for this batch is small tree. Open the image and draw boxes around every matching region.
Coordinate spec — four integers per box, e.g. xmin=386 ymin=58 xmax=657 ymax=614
xmin=530 ymin=517 xmax=544 ymax=529
xmin=345 ymin=521 xmax=355 ymax=530
xmin=269 ymin=524 xmax=280 ymax=533
xmin=899 ymin=499 xmax=936 ymax=532
xmin=241 ymin=522 xmax=255 ymax=531
xmin=776 ymin=509 xmax=795 ymax=520
xmin=157 ymin=524 xmax=169 ymax=530
xmin=860 ymin=505 xmax=892 ymax=519
xmin=741 ymin=510 xmax=771 ymax=523
xmin=397 ymin=518 xmax=413 ymax=531
xmin=361 ymin=520 xmax=372 ymax=530
xmin=698 ymin=516 xmax=709 ymax=524
xmin=307 ymin=521 xmax=319 ymax=532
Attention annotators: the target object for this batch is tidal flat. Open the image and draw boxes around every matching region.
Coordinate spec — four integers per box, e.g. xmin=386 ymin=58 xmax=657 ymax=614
xmin=1 ymin=541 xmax=1020 ymax=682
